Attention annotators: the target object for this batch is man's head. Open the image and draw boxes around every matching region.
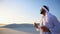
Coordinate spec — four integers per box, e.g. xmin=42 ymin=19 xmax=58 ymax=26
xmin=40 ymin=5 xmax=49 ymax=16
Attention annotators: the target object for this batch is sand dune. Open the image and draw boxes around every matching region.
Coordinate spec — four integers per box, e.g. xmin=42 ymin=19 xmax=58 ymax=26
xmin=0 ymin=28 xmax=33 ymax=34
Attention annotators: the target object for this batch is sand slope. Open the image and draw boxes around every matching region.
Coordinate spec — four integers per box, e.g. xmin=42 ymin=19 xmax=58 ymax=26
xmin=0 ymin=28 xmax=33 ymax=34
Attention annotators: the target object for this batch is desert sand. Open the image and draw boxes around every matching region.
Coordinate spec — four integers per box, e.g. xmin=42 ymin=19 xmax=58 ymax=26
xmin=0 ymin=28 xmax=33 ymax=34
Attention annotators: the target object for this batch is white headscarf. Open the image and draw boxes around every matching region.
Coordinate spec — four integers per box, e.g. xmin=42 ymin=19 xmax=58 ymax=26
xmin=42 ymin=6 xmax=49 ymax=13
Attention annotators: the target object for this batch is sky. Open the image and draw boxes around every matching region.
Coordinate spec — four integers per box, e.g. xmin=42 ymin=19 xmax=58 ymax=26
xmin=0 ymin=0 xmax=60 ymax=24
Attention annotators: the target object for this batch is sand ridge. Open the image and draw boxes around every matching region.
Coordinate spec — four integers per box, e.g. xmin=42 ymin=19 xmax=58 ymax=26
xmin=0 ymin=28 xmax=33 ymax=34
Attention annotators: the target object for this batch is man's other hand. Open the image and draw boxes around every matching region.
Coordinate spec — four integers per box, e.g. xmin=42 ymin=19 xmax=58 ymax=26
xmin=34 ymin=22 xmax=38 ymax=28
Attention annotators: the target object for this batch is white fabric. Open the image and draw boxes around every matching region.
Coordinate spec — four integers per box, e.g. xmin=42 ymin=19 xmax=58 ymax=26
xmin=36 ymin=7 xmax=60 ymax=34
xmin=46 ymin=13 xmax=60 ymax=34
xmin=40 ymin=12 xmax=60 ymax=34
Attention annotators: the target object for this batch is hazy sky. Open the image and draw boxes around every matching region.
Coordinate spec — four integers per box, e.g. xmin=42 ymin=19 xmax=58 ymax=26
xmin=0 ymin=0 xmax=60 ymax=24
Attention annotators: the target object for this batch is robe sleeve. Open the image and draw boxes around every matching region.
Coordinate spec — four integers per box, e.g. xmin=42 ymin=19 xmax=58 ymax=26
xmin=36 ymin=16 xmax=43 ymax=31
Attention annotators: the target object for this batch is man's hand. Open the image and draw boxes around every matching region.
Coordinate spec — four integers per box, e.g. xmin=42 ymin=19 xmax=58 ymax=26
xmin=34 ymin=22 xmax=38 ymax=28
xmin=41 ymin=26 xmax=50 ymax=32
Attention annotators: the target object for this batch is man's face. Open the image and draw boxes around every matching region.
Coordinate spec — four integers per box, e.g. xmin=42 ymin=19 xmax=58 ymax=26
xmin=40 ymin=8 xmax=46 ymax=15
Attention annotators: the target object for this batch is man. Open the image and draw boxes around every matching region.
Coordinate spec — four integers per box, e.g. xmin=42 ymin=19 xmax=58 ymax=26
xmin=34 ymin=5 xmax=60 ymax=34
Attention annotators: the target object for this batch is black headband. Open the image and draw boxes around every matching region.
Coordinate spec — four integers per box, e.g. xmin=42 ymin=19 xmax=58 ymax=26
xmin=43 ymin=5 xmax=49 ymax=11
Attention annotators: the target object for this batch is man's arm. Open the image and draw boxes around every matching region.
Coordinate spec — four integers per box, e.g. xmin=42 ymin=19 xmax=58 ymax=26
xmin=41 ymin=26 xmax=50 ymax=32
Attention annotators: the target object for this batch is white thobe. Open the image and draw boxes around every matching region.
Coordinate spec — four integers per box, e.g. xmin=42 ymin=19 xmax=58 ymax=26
xmin=36 ymin=12 xmax=60 ymax=34
xmin=40 ymin=13 xmax=51 ymax=34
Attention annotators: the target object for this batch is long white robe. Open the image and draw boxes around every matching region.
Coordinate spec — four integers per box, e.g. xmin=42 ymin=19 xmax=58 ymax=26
xmin=36 ymin=12 xmax=60 ymax=34
xmin=40 ymin=12 xmax=60 ymax=34
xmin=39 ymin=12 xmax=51 ymax=34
